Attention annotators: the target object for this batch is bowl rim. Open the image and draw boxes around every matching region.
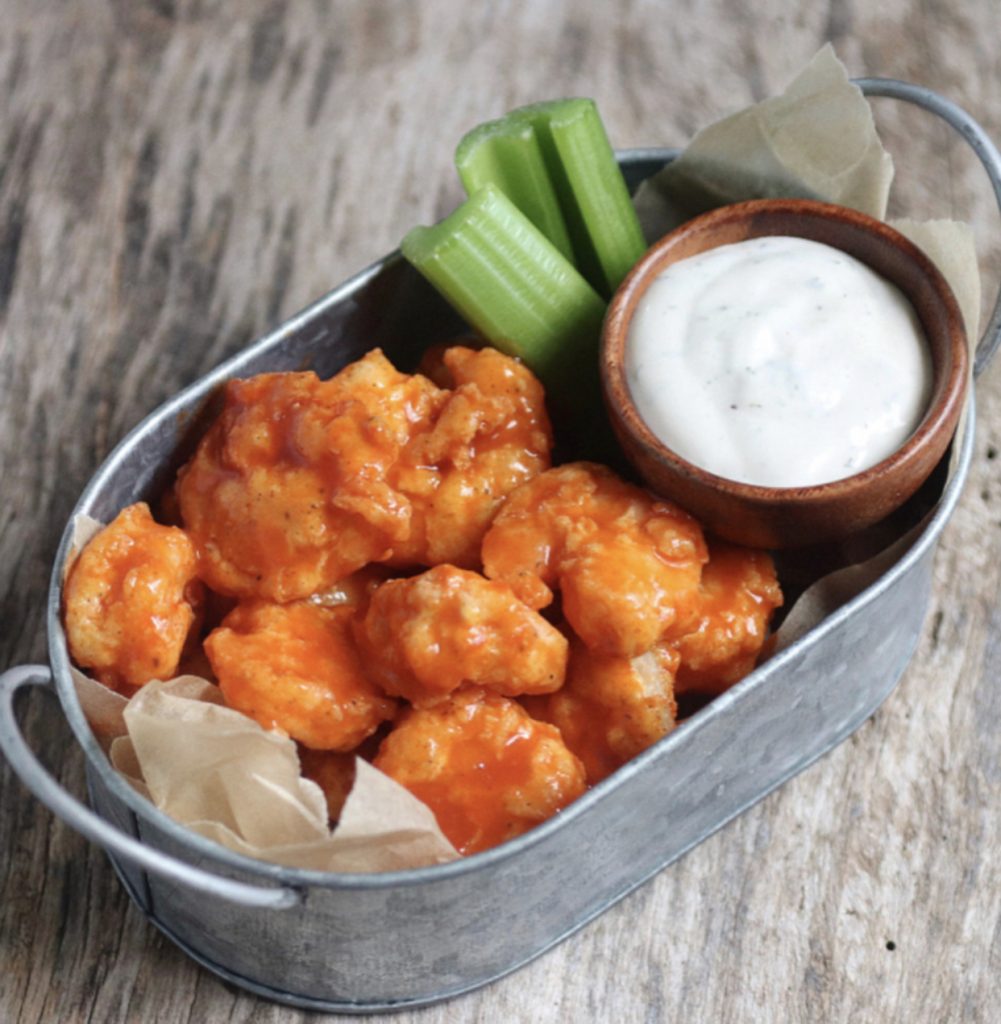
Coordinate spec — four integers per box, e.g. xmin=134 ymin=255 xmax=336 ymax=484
xmin=601 ymin=197 xmax=970 ymax=508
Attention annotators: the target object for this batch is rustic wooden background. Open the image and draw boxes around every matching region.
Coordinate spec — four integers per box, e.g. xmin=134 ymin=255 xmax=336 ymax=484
xmin=2 ymin=2 xmax=1000 ymax=1021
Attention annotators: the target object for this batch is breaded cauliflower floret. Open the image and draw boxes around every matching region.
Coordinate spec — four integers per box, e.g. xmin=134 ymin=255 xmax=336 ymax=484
xmin=64 ymin=503 xmax=202 ymax=693
xmin=176 ymin=351 xmax=445 ymax=602
xmin=374 ymin=689 xmax=586 ymax=855
xmin=355 ymin=564 xmax=567 ymax=707
xmin=523 ymin=637 xmax=679 ymax=785
xmin=176 ymin=347 xmax=550 ymax=601
xmin=388 ymin=345 xmax=552 ymax=570
xmin=205 ymin=601 xmax=396 ymax=751
xmin=482 ymin=462 xmax=708 ymax=657
xmin=674 ymin=540 xmax=783 ymax=700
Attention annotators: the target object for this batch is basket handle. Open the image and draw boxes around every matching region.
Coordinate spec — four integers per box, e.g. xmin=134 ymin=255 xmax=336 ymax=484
xmin=0 ymin=665 xmax=302 ymax=910
xmin=855 ymin=77 xmax=1001 ymax=378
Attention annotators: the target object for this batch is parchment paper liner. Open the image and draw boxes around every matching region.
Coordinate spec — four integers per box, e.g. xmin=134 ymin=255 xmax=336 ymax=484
xmin=67 ymin=47 xmax=980 ymax=872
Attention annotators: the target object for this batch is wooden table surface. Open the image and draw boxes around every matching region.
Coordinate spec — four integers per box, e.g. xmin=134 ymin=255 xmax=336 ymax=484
xmin=2 ymin=2 xmax=1000 ymax=1021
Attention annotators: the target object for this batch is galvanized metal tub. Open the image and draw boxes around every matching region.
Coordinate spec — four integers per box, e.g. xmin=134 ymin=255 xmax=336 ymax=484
xmin=1 ymin=79 xmax=1000 ymax=1014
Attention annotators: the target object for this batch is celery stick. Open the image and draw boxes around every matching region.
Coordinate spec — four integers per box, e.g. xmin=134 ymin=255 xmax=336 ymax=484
xmin=517 ymin=98 xmax=647 ymax=298
xmin=401 ymin=185 xmax=605 ymax=395
xmin=455 ymin=119 xmax=575 ymax=262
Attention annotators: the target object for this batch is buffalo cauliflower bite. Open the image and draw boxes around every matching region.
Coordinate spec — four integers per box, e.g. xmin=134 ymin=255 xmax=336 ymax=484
xmin=205 ymin=601 xmax=397 ymax=751
xmin=482 ymin=462 xmax=708 ymax=657
xmin=355 ymin=564 xmax=568 ymax=707
xmin=176 ymin=351 xmax=446 ymax=602
xmin=674 ymin=540 xmax=783 ymax=700
xmin=387 ymin=345 xmax=552 ymax=569
xmin=176 ymin=347 xmax=551 ymax=601
xmin=64 ymin=503 xmax=202 ymax=693
xmin=374 ymin=689 xmax=587 ymax=855
xmin=523 ymin=638 xmax=679 ymax=785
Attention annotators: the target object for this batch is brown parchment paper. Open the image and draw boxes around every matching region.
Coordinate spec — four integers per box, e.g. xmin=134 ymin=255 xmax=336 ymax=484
xmin=68 ymin=49 xmax=981 ymax=872
xmin=635 ymin=46 xmax=894 ymax=236
xmin=78 ymin=669 xmax=460 ymax=872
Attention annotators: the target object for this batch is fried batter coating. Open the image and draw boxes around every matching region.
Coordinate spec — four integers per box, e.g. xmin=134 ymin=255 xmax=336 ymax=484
xmin=176 ymin=347 xmax=549 ymax=600
xmin=674 ymin=541 xmax=783 ymax=699
xmin=176 ymin=351 xmax=445 ymax=602
xmin=64 ymin=503 xmax=202 ymax=693
xmin=205 ymin=601 xmax=396 ymax=751
xmin=388 ymin=346 xmax=552 ymax=569
xmin=482 ymin=463 xmax=708 ymax=657
xmin=355 ymin=565 xmax=567 ymax=707
xmin=374 ymin=689 xmax=586 ymax=855
xmin=523 ymin=638 xmax=679 ymax=785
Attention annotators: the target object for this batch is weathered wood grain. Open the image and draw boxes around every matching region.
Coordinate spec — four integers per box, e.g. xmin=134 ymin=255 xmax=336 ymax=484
xmin=2 ymin=1 xmax=999 ymax=1021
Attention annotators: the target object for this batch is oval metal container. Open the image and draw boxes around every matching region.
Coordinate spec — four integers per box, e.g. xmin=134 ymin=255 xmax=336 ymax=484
xmin=1 ymin=79 xmax=1000 ymax=1014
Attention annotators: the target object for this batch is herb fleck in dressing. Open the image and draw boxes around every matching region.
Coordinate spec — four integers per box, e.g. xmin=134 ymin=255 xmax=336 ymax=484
xmin=625 ymin=236 xmax=932 ymax=488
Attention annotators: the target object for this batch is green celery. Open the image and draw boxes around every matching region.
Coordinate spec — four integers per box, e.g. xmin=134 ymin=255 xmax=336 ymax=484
xmin=455 ymin=118 xmax=575 ymax=263
xmin=455 ymin=99 xmax=647 ymax=298
xmin=400 ymin=184 xmax=605 ymax=408
xmin=521 ymin=98 xmax=646 ymax=298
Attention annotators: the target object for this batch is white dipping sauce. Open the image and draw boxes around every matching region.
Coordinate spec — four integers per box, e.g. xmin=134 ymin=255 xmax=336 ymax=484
xmin=625 ymin=236 xmax=933 ymax=488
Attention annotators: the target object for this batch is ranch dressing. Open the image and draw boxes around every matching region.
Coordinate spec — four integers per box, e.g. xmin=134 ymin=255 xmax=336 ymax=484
xmin=624 ymin=236 xmax=932 ymax=488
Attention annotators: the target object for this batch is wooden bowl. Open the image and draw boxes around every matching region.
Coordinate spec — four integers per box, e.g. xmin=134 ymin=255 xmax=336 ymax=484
xmin=601 ymin=199 xmax=970 ymax=549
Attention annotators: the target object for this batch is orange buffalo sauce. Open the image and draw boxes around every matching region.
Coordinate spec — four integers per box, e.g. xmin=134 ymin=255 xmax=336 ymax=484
xmin=205 ymin=601 xmax=397 ymax=751
xmin=63 ymin=503 xmax=203 ymax=693
xmin=674 ymin=540 xmax=783 ymax=701
xmin=374 ymin=690 xmax=586 ymax=855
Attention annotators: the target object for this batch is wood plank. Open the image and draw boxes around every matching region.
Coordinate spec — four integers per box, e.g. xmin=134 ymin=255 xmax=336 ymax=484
xmin=2 ymin=2 xmax=999 ymax=1020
